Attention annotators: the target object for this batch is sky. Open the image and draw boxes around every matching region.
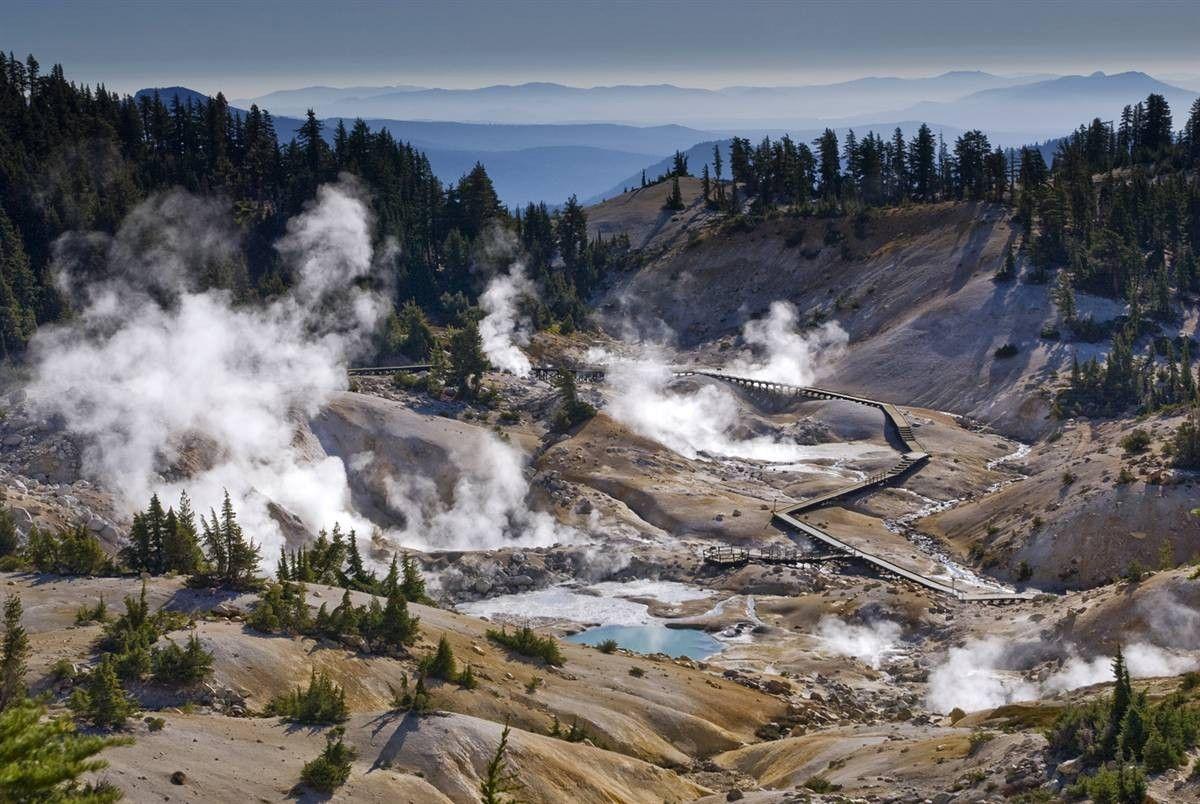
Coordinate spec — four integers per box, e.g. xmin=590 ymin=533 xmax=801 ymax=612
xmin=5 ymin=0 xmax=1200 ymax=98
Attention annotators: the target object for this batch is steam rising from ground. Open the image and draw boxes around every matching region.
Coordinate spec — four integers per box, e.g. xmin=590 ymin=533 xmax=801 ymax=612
xmin=926 ymin=637 xmax=1199 ymax=714
xmin=727 ymin=302 xmax=848 ymax=385
xmin=26 ymin=181 xmax=385 ymax=555
xmin=814 ymin=616 xmax=903 ymax=669
xmin=380 ymin=429 xmax=572 ymax=551
xmin=603 ymin=305 xmax=854 ymax=463
xmin=479 ymin=263 xmax=535 ymax=376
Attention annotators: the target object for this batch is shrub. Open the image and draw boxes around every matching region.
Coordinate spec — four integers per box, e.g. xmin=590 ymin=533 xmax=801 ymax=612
xmin=300 ymin=726 xmax=355 ymax=793
xmin=993 ymin=343 xmax=1018 ymax=359
xmin=1120 ymin=429 xmax=1152 ymax=455
xmin=524 ymin=676 xmax=543 ymax=695
xmin=948 ymin=707 xmax=967 ymax=724
xmin=25 ymin=524 xmax=111 ymax=576
xmin=803 ymin=776 xmax=842 ymax=793
xmin=628 ymin=666 xmax=645 ymax=678
xmin=144 ymin=716 xmax=165 ymax=732
xmin=269 ymin=670 xmax=348 ymax=724
xmin=150 ymin=634 xmax=213 ymax=685
xmin=596 ymin=639 xmax=619 ymax=654
xmin=487 ymin=626 xmax=565 ymax=666
xmin=75 ymin=597 xmax=109 ymax=625
xmin=968 ymin=730 xmax=996 ymax=756
xmin=1117 ymin=467 xmax=1136 ymax=484
xmin=388 ymin=673 xmax=431 ymax=714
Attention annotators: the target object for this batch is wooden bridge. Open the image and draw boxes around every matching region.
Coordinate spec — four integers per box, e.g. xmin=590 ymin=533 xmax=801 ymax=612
xmin=345 ymin=362 xmax=1036 ymax=604
xmin=686 ymin=371 xmax=1035 ymax=605
xmin=703 ymin=545 xmax=842 ymax=567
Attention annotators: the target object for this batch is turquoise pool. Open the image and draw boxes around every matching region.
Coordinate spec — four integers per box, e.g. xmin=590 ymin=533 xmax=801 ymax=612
xmin=566 ymin=624 xmax=723 ymax=659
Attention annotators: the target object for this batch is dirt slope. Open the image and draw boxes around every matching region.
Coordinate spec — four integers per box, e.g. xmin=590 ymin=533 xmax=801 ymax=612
xmin=597 ymin=202 xmax=1136 ymax=440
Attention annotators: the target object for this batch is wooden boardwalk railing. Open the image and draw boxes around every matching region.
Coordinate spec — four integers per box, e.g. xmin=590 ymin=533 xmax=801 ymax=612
xmin=345 ymin=362 xmax=1036 ymax=604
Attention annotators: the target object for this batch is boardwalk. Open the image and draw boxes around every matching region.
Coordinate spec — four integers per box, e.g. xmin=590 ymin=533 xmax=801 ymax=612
xmin=346 ymin=362 xmax=1036 ymax=604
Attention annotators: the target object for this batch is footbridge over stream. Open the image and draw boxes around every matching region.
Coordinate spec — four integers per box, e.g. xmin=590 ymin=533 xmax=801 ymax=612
xmin=349 ymin=362 xmax=1036 ymax=604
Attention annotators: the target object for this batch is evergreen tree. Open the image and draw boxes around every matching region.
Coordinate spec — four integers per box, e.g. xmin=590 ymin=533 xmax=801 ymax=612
xmin=663 ymin=175 xmax=684 ymax=211
xmin=379 ymin=588 xmax=419 ymax=648
xmin=448 ymin=318 xmax=488 ymax=399
xmin=423 ymin=634 xmax=457 ymax=681
xmin=0 ymin=507 xmax=18 ymax=558
xmin=0 ymin=699 xmax=131 ymax=802
xmin=300 ymin=725 xmax=355 ymax=793
xmin=197 ymin=491 xmax=261 ymax=588
xmin=400 ymin=553 xmax=427 ymax=603
xmin=480 ymin=721 xmax=522 ymax=804
xmin=74 ymin=655 xmax=134 ymax=729
xmin=0 ymin=594 xmax=29 ymax=709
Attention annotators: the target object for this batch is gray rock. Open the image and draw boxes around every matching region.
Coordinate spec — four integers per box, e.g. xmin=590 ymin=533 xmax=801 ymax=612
xmin=473 ymin=577 xmax=493 ymax=595
xmin=2 ymin=434 xmax=22 ymax=448
xmin=510 ymin=574 xmax=533 ymax=587
xmin=87 ymin=516 xmax=107 ymax=533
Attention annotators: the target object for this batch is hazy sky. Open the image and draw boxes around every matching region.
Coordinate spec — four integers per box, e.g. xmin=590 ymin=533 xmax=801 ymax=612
xmin=6 ymin=0 xmax=1200 ymax=97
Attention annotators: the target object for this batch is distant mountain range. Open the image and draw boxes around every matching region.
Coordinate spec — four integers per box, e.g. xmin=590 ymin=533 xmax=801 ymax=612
xmin=138 ymin=69 xmax=1199 ymax=208
xmin=233 ymin=70 xmax=1054 ymax=127
xmin=862 ymin=71 xmax=1198 ymax=134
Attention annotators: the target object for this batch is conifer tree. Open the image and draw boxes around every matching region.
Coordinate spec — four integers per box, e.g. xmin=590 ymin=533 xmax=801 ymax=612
xmin=400 ymin=553 xmax=427 ymax=603
xmin=382 ymin=553 xmax=400 ymax=598
xmin=448 ymin=318 xmax=488 ymax=400
xmin=0 ymin=699 xmax=131 ymax=802
xmin=75 ymin=655 xmax=133 ymax=729
xmin=0 ymin=594 xmax=29 ymax=709
xmin=0 ymin=507 xmax=18 ymax=558
xmin=480 ymin=721 xmax=522 ymax=804
xmin=424 ymin=634 xmax=456 ymax=681
xmin=379 ymin=588 xmax=419 ymax=648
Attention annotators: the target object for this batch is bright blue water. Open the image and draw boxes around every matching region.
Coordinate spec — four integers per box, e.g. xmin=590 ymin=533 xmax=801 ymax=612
xmin=566 ymin=624 xmax=723 ymax=659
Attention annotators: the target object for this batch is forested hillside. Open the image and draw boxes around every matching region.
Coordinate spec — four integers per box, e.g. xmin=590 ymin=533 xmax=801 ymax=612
xmin=0 ymin=52 xmax=630 ymax=358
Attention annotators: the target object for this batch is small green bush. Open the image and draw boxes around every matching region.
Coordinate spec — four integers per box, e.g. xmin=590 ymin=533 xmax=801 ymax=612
xmin=487 ymin=626 xmax=565 ymax=666
xmin=300 ymin=726 xmax=355 ymax=793
xmin=269 ymin=670 xmax=348 ymax=724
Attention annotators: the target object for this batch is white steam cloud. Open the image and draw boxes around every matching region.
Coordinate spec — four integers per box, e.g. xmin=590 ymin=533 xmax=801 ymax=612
xmin=601 ymin=305 xmax=859 ymax=464
xmin=926 ymin=637 xmax=1200 ymax=714
xmin=381 ymin=429 xmax=575 ymax=551
xmin=26 ymin=181 xmax=387 ymax=557
xmin=814 ymin=616 xmax=903 ymax=669
xmin=479 ymin=262 xmax=535 ymax=377
xmin=726 ymin=302 xmax=848 ymax=386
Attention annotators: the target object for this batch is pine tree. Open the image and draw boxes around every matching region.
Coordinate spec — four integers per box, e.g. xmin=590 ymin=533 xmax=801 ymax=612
xmin=448 ymin=318 xmax=488 ymax=400
xmin=379 ymin=589 xmax=419 ymax=648
xmin=0 ymin=594 xmax=29 ymax=709
xmin=480 ymin=722 xmax=523 ymax=804
xmin=382 ymin=553 xmax=400 ymax=598
xmin=75 ymin=655 xmax=134 ymax=729
xmin=663 ymin=175 xmax=684 ymax=211
xmin=197 ymin=491 xmax=261 ymax=588
xmin=400 ymin=554 xmax=427 ymax=603
xmin=424 ymin=634 xmax=456 ymax=681
xmin=162 ymin=492 xmax=202 ymax=574
xmin=1053 ymin=270 xmax=1077 ymax=322
xmin=0 ymin=507 xmax=18 ymax=558
xmin=0 ymin=699 xmax=131 ymax=802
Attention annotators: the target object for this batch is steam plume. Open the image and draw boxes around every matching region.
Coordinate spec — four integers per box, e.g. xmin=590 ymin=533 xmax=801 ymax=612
xmin=26 ymin=180 xmax=386 ymax=555
xmin=727 ymin=301 xmax=848 ymax=385
xmin=479 ymin=262 xmax=535 ymax=376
